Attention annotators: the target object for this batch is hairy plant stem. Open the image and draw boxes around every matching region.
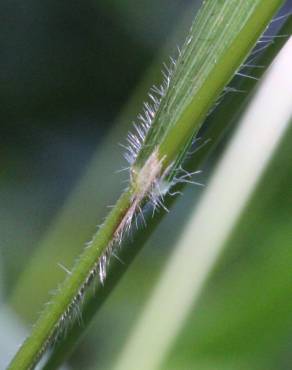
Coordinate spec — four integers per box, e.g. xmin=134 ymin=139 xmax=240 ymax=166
xmin=8 ymin=189 xmax=133 ymax=369
xmin=8 ymin=0 xmax=284 ymax=369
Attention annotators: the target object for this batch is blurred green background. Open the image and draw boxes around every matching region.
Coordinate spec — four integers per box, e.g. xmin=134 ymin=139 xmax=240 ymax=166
xmin=1 ymin=0 xmax=291 ymax=369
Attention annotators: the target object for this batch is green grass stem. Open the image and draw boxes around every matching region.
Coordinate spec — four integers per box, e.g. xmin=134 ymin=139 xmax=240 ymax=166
xmin=8 ymin=1 xmax=283 ymax=369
